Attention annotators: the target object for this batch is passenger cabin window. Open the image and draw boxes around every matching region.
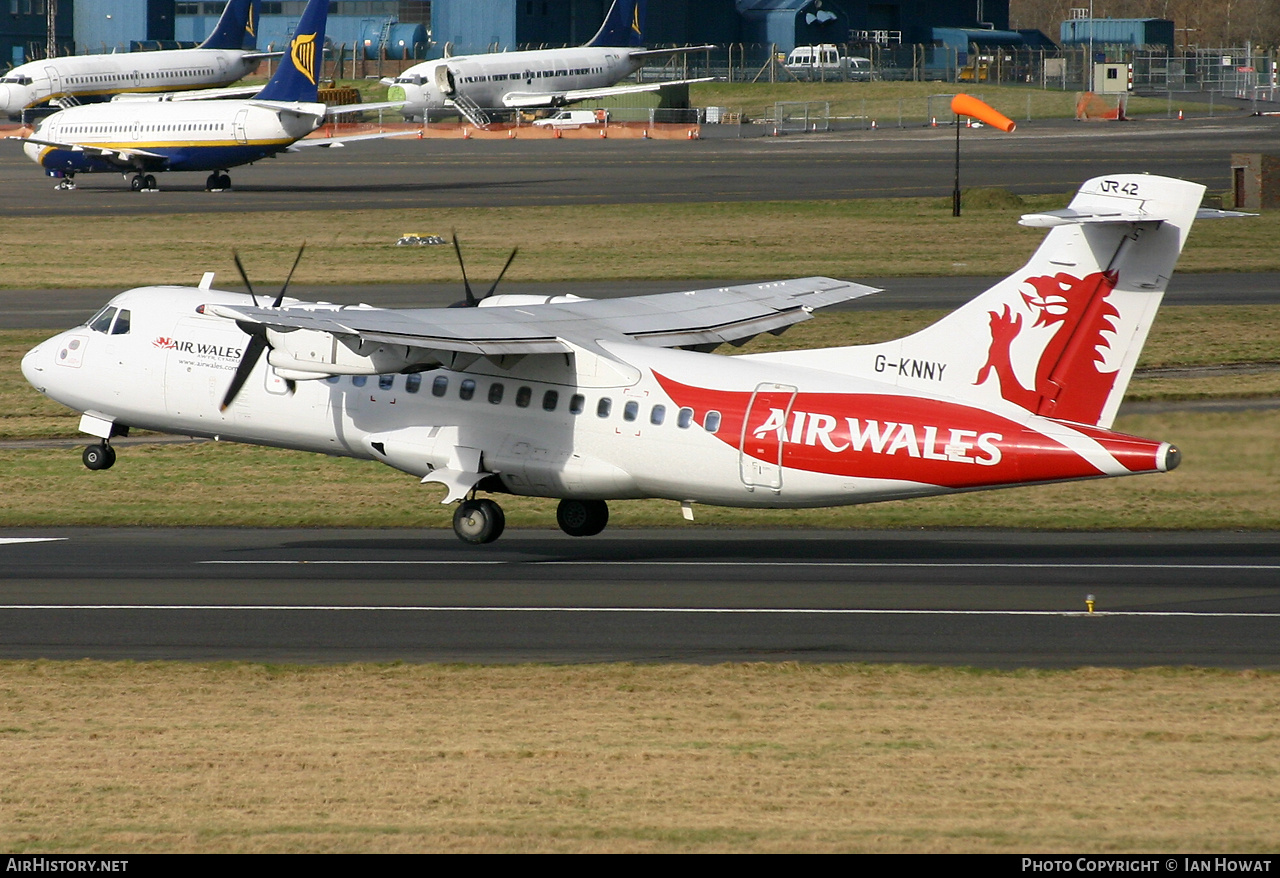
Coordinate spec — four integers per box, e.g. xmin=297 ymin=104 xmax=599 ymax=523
xmin=432 ymin=375 xmax=448 ymax=397
xmin=542 ymin=390 xmax=559 ymax=412
xmin=352 ymin=375 xmax=368 ymax=387
xmin=459 ymin=379 xmax=475 ymax=400
xmin=378 ymin=374 xmax=395 ymax=390
xmin=405 ymin=373 xmax=422 ymax=393
xmin=515 ymin=386 xmax=532 ymax=408
xmin=677 ymin=407 xmax=693 ymax=429
xmin=650 ymin=404 xmax=666 ymax=426
xmin=569 ymin=394 xmax=585 ymax=415
xmin=623 ymin=401 xmax=639 ymax=422
xmin=704 ymin=411 xmax=722 ymax=433
xmin=488 ymin=383 xmax=504 ymax=404
xmin=597 ymin=397 xmax=612 ymax=418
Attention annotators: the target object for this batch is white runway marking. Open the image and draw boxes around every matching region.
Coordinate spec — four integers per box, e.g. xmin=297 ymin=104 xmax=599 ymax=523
xmin=0 ymin=605 xmax=1275 ymax=618
xmin=0 ymin=538 xmax=66 ymax=545
xmin=196 ymin=560 xmax=1280 ymax=571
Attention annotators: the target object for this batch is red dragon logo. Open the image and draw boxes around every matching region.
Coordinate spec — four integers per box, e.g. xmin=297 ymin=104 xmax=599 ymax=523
xmin=974 ymin=270 xmax=1120 ymax=425
xmin=153 ymin=337 xmax=177 ymax=350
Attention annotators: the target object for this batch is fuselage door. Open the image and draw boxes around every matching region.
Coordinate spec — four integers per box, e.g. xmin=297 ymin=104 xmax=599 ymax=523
xmin=739 ymin=382 xmax=798 ymax=491
xmin=233 ymin=107 xmax=250 ymax=144
xmin=43 ymin=66 xmax=61 ymax=98
xmin=435 ymin=62 xmax=455 ymax=97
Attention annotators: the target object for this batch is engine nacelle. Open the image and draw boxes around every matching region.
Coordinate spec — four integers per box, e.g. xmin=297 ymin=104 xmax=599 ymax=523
xmin=266 ymin=327 xmax=436 ymax=375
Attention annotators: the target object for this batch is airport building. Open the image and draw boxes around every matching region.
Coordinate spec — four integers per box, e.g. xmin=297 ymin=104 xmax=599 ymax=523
xmin=5 ymin=1 xmax=1027 ymax=67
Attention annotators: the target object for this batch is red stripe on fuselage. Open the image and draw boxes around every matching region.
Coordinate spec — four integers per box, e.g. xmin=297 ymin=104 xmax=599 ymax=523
xmin=653 ymin=372 xmax=1163 ymax=489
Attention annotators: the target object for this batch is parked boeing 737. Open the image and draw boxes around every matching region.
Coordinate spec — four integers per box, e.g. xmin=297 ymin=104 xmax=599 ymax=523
xmin=22 ymin=175 xmax=1236 ymax=543
xmin=386 ymin=0 xmax=713 ymax=125
xmin=7 ymin=0 xmax=401 ymax=192
xmin=1 ymin=0 xmax=266 ymax=119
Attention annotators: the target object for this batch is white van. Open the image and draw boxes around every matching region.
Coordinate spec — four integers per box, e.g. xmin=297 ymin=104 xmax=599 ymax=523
xmin=785 ymin=45 xmax=875 ymax=81
xmin=532 ymin=108 xmax=609 ymax=128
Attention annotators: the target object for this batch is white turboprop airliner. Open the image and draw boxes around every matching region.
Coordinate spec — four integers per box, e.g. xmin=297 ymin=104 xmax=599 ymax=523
xmin=386 ymin=0 xmax=713 ymax=125
xmin=0 ymin=0 xmax=267 ymax=118
xmin=22 ymin=175 xmax=1235 ymax=544
xmin=7 ymin=0 xmax=401 ymax=192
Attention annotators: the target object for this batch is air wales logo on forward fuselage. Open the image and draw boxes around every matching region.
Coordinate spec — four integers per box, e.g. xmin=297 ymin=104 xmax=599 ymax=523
xmin=153 ymin=336 xmax=243 ymax=360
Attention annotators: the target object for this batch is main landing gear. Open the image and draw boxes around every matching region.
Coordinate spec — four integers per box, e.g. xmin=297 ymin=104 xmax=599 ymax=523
xmin=129 ymin=173 xmax=158 ymax=192
xmin=449 ymin=497 xmax=611 ymax=544
xmin=205 ymin=172 xmax=231 ymax=191
xmin=54 ymin=173 xmax=76 ymax=191
xmin=82 ymin=442 xmax=116 ymax=471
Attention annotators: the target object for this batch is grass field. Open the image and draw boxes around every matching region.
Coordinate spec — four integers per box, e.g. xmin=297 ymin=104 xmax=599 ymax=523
xmin=3 ymin=194 xmax=1277 ymax=290
xmin=2 ymin=662 xmax=1277 ymax=853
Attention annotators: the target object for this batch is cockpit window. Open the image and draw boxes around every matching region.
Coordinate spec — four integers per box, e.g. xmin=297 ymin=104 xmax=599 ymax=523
xmin=88 ymin=306 xmax=117 ymax=333
xmin=110 ymin=309 xmax=131 ymax=335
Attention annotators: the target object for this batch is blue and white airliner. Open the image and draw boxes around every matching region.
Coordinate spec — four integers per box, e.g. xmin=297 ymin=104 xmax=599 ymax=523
xmin=7 ymin=0 xmax=400 ymax=193
xmin=1 ymin=0 xmax=267 ymax=119
xmin=386 ymin=0 xmax=713 ymax=126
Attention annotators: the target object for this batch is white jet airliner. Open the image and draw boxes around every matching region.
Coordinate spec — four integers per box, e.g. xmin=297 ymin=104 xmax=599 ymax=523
xmin=386 ymin=0 xmax=713 ymax=125
xmin=1 ymin=0 xmax=266 ymax=119
xmin=8 ymin=0 xmax=400 ymax=192
xmin=22 ymin=175 xmax=1232 ymax=544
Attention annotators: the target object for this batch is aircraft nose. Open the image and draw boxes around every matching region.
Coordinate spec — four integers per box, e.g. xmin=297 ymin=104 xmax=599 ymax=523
xmin=21 ymin=343 xmax=46 ymax=391
xmin=0 ymin=85 xmax=12 ymax=113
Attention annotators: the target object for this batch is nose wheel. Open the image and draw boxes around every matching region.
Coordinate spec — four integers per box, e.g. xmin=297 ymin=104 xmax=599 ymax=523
xmin=82 ymin=442 xmax=116 ymax=471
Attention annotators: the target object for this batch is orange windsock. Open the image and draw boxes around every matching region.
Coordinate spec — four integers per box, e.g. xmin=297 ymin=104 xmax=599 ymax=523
xmin=950 ymin=94 xmax=1016 ymax=132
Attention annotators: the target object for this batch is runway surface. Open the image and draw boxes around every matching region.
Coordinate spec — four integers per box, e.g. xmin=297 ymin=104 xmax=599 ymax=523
xmin=3 ymin=116 xmax=1278 ymax=214
xmin=1 ymin=528 xmax=1277 ymax=667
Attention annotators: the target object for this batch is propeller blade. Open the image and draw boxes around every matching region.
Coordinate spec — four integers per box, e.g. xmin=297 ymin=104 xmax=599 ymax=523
xmin=274 ymin=241 xmax=307 ymax=308
xmin=482 ymin=247 xmax=519 ymax=301
xmin=219 ymin=333 xmax=268 ymax=411
xmin=232 ymin=251 xmax=259 ymax=307
xmin=451 ymin=231 xmax=476 ymax=306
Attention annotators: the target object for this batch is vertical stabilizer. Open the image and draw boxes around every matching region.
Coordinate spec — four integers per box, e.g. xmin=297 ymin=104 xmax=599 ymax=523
xmin=253 ymin=0 xmax=327 ymax=102
xmin=198 ymin=0 xmax=259 ymax=51
xmin=751 ymin=175 xmax=1205 ymax=429
xmin=586 ymin=0 xmax=646 ymax=48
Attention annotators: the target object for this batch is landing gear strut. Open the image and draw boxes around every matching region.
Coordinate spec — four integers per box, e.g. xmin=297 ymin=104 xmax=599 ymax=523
xmin=452 ymin=498 xmax=505 ymax=544
xmin=82 ymin=442 xmax=116 ymax=471
xmin=54 ymin=173 xmax=76 ymax=191
xmin=556 ymin=499 xmax=609 ymax=537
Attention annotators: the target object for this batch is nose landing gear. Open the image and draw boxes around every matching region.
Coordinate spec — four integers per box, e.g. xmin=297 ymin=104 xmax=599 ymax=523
xmin=82 ymin=442 xmax=116 ymax=471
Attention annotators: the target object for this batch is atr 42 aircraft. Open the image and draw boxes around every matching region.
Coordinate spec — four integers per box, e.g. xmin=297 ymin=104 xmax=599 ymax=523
xmin=7 ymin=0 xmax=399 ymax=192
xmin=385 ymin=0 xmax=713 ymax=125
xmin=0 ymin=0 xmax=266 ymax=119
xmin=22 ymin=175 xmax=1234 ymax=544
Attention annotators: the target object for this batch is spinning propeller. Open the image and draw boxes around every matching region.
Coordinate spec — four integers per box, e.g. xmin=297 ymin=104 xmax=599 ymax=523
xmin=219 ymin=243 xmax=306 ymax=411
xmin=449 ymin=231 xmax=518 ymax=308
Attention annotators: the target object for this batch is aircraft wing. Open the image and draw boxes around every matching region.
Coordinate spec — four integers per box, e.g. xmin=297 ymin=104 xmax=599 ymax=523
xmin=502 ymin=77 xmax=715 ymax=108
xmin=111 ymin=85 xmax=264 ymax=103
xmin=289 ymin=130 xmax=417 ymax=150
xmin=628 ymin=45 xmax=718 ymax=60
xmin=5 ymin=135 xmax=168 ymax=168
xmin=206 ymin=277 xmax=879 ymax=360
